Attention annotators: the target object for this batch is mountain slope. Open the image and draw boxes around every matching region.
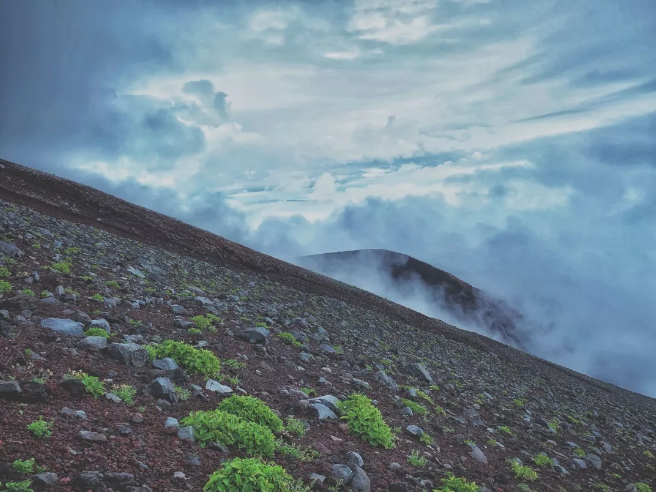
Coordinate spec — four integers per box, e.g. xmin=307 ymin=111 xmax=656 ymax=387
xmin=295 ymin=249 xmax=530 ymax=349
xmin=0 ymin=157 xmax=655 ymax=492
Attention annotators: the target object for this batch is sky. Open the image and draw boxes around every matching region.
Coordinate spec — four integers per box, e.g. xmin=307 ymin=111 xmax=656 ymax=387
xmin=1 ymin=0 xmax=656 ymax=395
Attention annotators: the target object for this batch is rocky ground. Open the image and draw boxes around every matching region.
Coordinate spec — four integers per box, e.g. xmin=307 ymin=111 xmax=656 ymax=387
xmin=0 ymin=159 xmax=655 ymax=492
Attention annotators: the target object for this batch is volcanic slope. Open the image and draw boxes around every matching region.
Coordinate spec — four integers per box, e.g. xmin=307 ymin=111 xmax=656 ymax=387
xmin=0 ymin=158 xmax=655 ymax=492
xmin=296 ymin=249 xmax=530 ymax=348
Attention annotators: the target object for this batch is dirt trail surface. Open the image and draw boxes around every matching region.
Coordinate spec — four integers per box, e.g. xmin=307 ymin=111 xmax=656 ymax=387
xmin=0 ymin=157 xmax=655 ymax=492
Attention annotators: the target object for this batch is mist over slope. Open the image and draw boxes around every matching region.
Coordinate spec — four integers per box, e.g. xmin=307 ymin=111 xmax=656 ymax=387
xmin=294 ymin=249 xmax=533 ymax=349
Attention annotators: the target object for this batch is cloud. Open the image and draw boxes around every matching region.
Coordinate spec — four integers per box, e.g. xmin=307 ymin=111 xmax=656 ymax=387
xmin=2 ymin=0 xmax=656 ymax=397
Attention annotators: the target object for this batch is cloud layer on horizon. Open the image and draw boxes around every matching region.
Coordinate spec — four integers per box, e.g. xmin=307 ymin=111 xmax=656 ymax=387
xmin=1 ymin=0 xmax=656 ymax=395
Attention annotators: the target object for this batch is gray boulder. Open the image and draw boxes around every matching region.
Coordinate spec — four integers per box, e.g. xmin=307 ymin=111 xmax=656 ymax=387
xmin=41 ymin=318 xmax=84 ymax=337
xmin=0 ymin=241 xmax=22 ymax=257
xmin=78 ymin=336 xmax=107 ymax=351
xmin=309 ymin=403 xmax=337 ymax=420
xmin=108 ymin=342 xmax=149 ymax=367
xmin=332 ymin=464 xmax=354 ymax=484
xmin=150 ymin=377 xmax=179 ymax=403
xmin=153 ymin=358 xmax=179 ymax=371
xmin=89 ymin=318 xmax=111 ymax=333
xmin=404 ymin=363 xmax=433 ymax=383
xmin=238 ymin=327 xmax=270 ymax=344
xmin=350 ymin=465 xmax=371 ymax=492
xmin=375 ymin=370 xmax=399 ymax=391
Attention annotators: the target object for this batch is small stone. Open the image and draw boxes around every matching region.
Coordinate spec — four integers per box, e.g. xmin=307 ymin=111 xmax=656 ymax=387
xmin=105 ymin=393 xmax=122 ymax=403
xmin=309 ymin=403 xmax=337 ymax=420
xmin=404 ymin=362 xmax=433 ymax=383
xmin=401 ymin=407 xmax=413 ymax=416
xmin=153 ymin=358 xmax=179 ymax=371
xmin=72 ymin=471 xmax=104 ymax=491
xmin=405 ymin=425 xmax=424 ymax=437
xmin=469 ymin=444 xmax=488 ymax=464
xmin=345 ymin=451 xmax=364 ymax=468
xmin=310 ymin=473 xmax=326 ymax=483
xmin=0 ymin=380 xmax=22 ymax=396
xmin=332 ymin=464 xmax=354 ymax=484
xmin=173 ymin=471 xmax=186 ymax=480
xmin=79 ymin=430 xmax=107 ymax=442
xmin=206 ymin=379 xmax=233 ymax=394
xmin=165 ymin=417 xmax=179 ymax=433
xmin=178 ymin=426 xmax=195 ymax=441
xmin=238 ymin=326 xmax=270 ymax=344
xmin=33 ymin=472 xmax=58 ymax=487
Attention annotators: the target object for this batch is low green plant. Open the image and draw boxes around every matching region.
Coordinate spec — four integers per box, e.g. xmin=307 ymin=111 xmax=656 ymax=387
xmin=51 ymin=258 xmax=72 ymax=274
xmin=1 ymin=480 xmax=34 ymax=492
xmin=106 ymin=280 xmax=120 ymax=288
xmin=181 ymin=409 xmax=276 ymax=456
xmin=434 ymin=404 xmax=446 ymax=416
xmin=276 ymin=440 xmax=320 ymax=461
xmin=187 ymin=328 xmax=202 ymax=335
xmin=644 ymin=450 xmax=655 ymax=459
xmin=174 ymin=385 xmax=191 ymax=401
xmin=12 ymin=458 xmax=35 ymax=474
xmin=420 ymin=433 xmax=434 ymax=445
xmin=18 ymin=289 xmax=34 ymax=296
xmin=115 ymin=385 xmax=136 ymax=405
xmin=192 ymin=315 xmax=212 ymax=330
xmin=573 ymin=448 xmax=586 ymax=457
xmin=593 ymin=484 xmax=611 ymax=492
xmin=218 ymin=395 xmax=283 ymax=432
xmin=434 ymin=472 xmax=479 ymax=492
xmin=498 ymin=425 xmax=514 ymax=436
xmin=27 ymin=416 xmax=52 ymax=438
xmin=278 ymin=332 xmax=302 ymax=348
xmin=533 ymin=453 xmax=554 ymax=466
xmin=636 ymin=484 xmax=652 ymax=492
xmin=518 ymin=484 xmax=536 ymax=492
xmin=548 ymin=418 xmax=560 ymax=433
xmin=285 ymin=417 xmax=307 ymax=437
xmin=300 ymin=387 xmax=316 ymax=397
xmin=513 ymin=398 xmax=527 ymax=407
xmin=146 ymin=340 xmax=220 ymax=376
xmin=0 ymin=281 xmax=12 ymax=293
xmin=222 ymin=359 xmax=246 ymax=370
xmin=23 ymin=348 xmax=32 ymax=357
xmin=83 ymin=327 xmax=110 ymax=338
xmin=0 ymin=266 xmax=10 ymax=278
xmin=40 ymin=291 xmax=50 ymax=297
xmin=91 ymin=293 xmax=104 ymax=302
xmin=402 ymin=398 xmax=428 ymax=416
xmin=510 ymin=459 xmax=538 ymax=481
xmin=338 ymin=393 xmax=394 ymax=449
xmin=407 ymin=449 xmax=426 ymax=468
xmin=203 ymin=457 xmax=305 ymax=492
xmin=66 ymin=371 xmax=105 ymax=398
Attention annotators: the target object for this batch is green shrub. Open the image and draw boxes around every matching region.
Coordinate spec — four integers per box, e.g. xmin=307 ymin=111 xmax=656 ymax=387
xmin=84 ymin=327 xmax=110 ymax=338
xmin=192 ymin=315 xmax=212 ymax=330
xmin=278 ymin=332 xmax=302 ymax=348
xmin=402 ymin=398 xmax=428 ymax=416
xmin=51 ymin=258 xmax=72 ymax=274
xmin=218 ymin=395 xmax=283 ymax=433
xmin=188 ymin=328 xmax=202 ymax=335
xmin=181 ymin=410 xmax=276 ymax=456
xmin=433 ymin=472 xmax=479 ymax=492
xmin=19 ymin=289 xmax=34 ymax=296
xmin=147 ymin=340 xmax=220 ymax=376
xmin=27 ymin=417 xmax=52 ymax=438
xmin=337 ymin=393 xmax=394 ymax=449
xmin=636 ymin=484 xmax=652 ymax=492
xmin=533 ymin=453 xmax=553 ymax=466
xmin=12 ymin=458 xmax=35 ymax=474
xmin=1 ymin=480 xmax=34 ymax=492
xmin=0 ymin=266 xmax=10 ymax=278
xmin=285 ymin=417 xmax=307 ymax=437
xmin=420 ymin=433 xmax=434 ymax=445
xmin=115 ymin=385 xmax=136 ymax=405
xmin=407 ymin=449 xmax=426 ymax=468
xmin=0 ymin=281 xmax=11 ymax=293
xmin=66 ymin=371 xmax=105 ymax=398
xmin=203 ymin=457 xmax=304 ymax=492
xmin=275 ymin=440 xmax=320 ymax=462
xmin=91 ymin=293 xmax=104 ymax=302
xmin=510 ymin=459 xmax=538 ymax=481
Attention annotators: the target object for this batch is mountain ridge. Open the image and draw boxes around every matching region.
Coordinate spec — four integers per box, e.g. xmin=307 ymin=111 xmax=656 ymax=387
xmin=0 ymin=157 xmax=655 ymax=492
